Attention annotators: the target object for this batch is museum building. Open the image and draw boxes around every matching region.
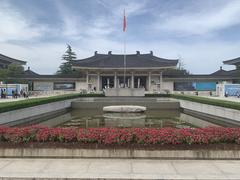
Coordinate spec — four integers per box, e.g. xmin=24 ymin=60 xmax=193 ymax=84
xmin=2 ymin=51 xmax=240 ymax=95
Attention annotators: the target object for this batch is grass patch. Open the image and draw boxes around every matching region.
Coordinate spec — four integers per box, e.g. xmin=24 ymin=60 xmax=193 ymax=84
xmin=171 ymin=94 xmax=240 ymax=110
xmin=0 ymin=93 xmax=104 ymax=113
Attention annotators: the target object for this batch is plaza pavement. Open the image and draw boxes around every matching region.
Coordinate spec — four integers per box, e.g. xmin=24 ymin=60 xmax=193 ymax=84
xmin=201 ymin=95 xmax=240 ymax=102
xmin=0 ymin=158 xmax=239 ymax=179
xmin=1 ymin=94 xmax=240 ymax=103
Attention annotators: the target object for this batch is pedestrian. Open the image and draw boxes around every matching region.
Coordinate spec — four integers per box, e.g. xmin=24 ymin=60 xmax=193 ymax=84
xmin=3 ymin=89 xmax=6 ymax=98
xmin=12 ymin=90 xmax=15 ymax=98
xmin=20 ymin=89 xmax=23 ymax=97
xmin=14 ymin=89 xmax=18 ymax=99
xmin=0 ymin=89 xmax=3 ymax=99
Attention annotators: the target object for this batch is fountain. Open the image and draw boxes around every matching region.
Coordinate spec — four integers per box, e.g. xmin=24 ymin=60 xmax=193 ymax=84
xmin=103 ymin=105 xmax=146 ymax=113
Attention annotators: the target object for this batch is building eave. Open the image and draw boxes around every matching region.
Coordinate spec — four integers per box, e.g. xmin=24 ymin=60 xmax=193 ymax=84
xmin=72 ymin=66 xmax=177 ymax=70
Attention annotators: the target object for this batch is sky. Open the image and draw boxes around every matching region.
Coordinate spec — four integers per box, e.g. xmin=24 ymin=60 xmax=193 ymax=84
xmin=1 ymin=0 xmax=240 ymax=74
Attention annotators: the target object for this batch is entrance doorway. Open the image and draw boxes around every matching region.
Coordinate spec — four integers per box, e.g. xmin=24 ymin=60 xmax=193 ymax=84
xmin=134 ymin=76 xmax=146 ymax=89
xmin=117 ymin=76 xmax=131 ymax=88
xmin=102 ymin=76 xmax=114 ymax=89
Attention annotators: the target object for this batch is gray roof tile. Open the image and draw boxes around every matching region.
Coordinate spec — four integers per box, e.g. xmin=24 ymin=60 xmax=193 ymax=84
xmin=0 ymin=54 xmax=26 ymax=65
xmin=72 ymin=52 xmax=178 ymax=68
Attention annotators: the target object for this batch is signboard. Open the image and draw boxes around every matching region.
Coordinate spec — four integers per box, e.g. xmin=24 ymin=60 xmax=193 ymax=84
xmin=174 ymin=82 xmax=216 ymax=91
xmin=225 ymin=84 xmax=240 ymax=96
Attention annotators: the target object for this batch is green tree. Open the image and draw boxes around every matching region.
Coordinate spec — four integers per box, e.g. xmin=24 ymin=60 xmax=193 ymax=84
xmin=163 ymin=57 xmax=190 ymax=76
xmin=57 ymin=44 xmax=77 ymax=74
xmin=0 ymin=63 xmax=24 ymax=83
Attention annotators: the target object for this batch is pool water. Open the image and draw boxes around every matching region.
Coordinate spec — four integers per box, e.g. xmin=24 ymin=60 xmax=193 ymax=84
xmin=34 ymin=109 xmax=223 ymax=128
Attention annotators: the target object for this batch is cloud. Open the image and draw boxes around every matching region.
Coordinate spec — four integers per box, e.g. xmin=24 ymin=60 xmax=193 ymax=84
xmin=54 ymin=1 xmax=115 ymax=39
xmin=0 ymin=0 xmax=240 ymax=75
xmin=97 ymin=0 xmax=148 ymax=17
xmin=155 ymin=1 xmax=240 ymax=35
xmin=54 ymin=1 xmax=82 ymax=38
xmin=0 ymin=1 xmax=46 ymax=42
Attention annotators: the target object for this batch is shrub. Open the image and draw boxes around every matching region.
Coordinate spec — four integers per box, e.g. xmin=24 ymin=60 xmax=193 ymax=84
xmin=0 ymin=126 xmax=240 ymax=145
xmin=145 ymin=94 xmax=171 ymax=97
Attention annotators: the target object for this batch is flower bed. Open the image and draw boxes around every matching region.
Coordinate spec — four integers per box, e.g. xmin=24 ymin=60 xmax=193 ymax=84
xmin=0 ymin=126 xmax=240 ymax=145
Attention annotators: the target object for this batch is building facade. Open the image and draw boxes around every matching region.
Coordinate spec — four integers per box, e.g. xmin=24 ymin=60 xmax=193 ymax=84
xmin=71 ymin=51 xmax=178 ymax=93
xmin=3 ymin=51 xmax=240 ymax=95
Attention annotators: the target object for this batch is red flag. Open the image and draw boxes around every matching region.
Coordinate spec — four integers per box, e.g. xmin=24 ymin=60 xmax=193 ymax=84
xmin=123 ymin=9 xmax=126 ymax=32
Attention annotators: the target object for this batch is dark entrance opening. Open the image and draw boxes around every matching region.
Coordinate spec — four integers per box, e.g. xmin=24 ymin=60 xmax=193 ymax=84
xmin=102 ymin=76 xmax=114 ymax=89
xmin=118 ymin=76 xmax=131 ymax=88
xmin=134 ymin=76 xmax=146 ymax=89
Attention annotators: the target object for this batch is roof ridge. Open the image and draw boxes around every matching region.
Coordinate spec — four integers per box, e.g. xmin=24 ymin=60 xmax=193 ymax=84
xmin=74 ymin=54 xmax=108 ymax=64
xmin=0 ymin=53 xmax=26 ymax=63
xmin=142 ymin=54 xmax=178 ymax=63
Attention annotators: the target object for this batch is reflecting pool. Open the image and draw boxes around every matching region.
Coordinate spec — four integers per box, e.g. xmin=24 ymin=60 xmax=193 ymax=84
xmin=30 ymin=109 xmax=225 ymax=128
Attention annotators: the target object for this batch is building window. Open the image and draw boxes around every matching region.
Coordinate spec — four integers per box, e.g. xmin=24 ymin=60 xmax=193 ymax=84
xmin=174 ymin=82 xmax=216 ymax=91
xmin=53 ymin=82 xmax=75 ymax=90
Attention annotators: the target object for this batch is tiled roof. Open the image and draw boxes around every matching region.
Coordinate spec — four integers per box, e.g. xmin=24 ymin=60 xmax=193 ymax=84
xmin=0 ymin=54 xmax=26 ymax=65
xmin=223 ymin=57 xmax=240 ymax=66
xmin=72 ymin=51 xmax=178 ymax=68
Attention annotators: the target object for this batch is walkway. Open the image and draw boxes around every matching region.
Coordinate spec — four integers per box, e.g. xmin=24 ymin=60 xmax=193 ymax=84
xmin=0 ymin=158 xmax=239 ymax=179
xmin=201 ymin=95 xmax=240 ymax=103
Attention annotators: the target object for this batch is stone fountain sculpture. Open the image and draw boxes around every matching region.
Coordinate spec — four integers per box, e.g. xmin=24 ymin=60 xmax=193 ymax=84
xmin=103 ymin=105 xmax=146 ymax=113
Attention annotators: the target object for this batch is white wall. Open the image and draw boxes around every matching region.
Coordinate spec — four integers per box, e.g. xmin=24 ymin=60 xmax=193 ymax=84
xmin=89 ymin=76 xmax=98 ymax=90
xmin=162 ymin=81 xmax=174 ymax=93
xmin=34 ymin=81 xmax=53 ymax=91
xmin=76 ymin=81 xmax=88 ymax=91
xmin=178 ymin=99 xmax=240 ymax=122
xmin=0 ymin=99 xmax=79 ymax=124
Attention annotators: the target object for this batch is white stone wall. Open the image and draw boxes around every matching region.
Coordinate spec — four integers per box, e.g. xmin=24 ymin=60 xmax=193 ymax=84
xmin=162 ymin=81 xmax=174 ymax=93
xmin=178 ymin=99 xmax=240 ymax=122
xmin=34 ymin=81 xmax=54 ymax=91
xmin=149 ymin=76 xmax=174 ymax=93
xmin=76 ymin=81 xmax=88 ymax=91
xmin=0 ymin=99 xmax=80 ymax=124
xmin=150 ymin=76 xmax=159 ymax=92
xmin=89 ymin=75 xmax=98 ymax=90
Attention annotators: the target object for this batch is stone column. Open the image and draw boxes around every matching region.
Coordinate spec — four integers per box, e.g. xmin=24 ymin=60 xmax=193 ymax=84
xmin=148 ymin=72 xmax=151 ymax=92
xmin=86 ymin=71 xmax=89 ymax=90
xmin=114 ymin=72 xmax=117 ymax=88
xmin=137 ymin=78 xmax=140 ymax=88
xmin=160 ymin=71 xmax=163 ymax=92
xmin=127 ymin=78 xmax=130 ymax=88
xmin=131 ymin=72 xmax=134 ymax=88
xmin=97 ymin=72 xmax=100 ymax=91
xmin=107 ymin=78 xmax=110 ymax=88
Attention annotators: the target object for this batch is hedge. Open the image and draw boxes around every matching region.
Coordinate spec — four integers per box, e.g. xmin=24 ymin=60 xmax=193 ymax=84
xmin=145 ymin=94 xmax=171 ymax=97
xmin=0 ymin=126 xmax=240 ymax=145
xmin=0 ymin=93 xmax=104 ymax=113
xmin=171 ymin=94 xmax=240 ymax=110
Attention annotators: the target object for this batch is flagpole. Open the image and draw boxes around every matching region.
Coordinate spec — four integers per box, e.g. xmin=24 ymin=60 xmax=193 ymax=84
xmin=123 ymin=9 xmax=126 ymax=88
xmin=123 ymin=32 xmax=126 ymax=88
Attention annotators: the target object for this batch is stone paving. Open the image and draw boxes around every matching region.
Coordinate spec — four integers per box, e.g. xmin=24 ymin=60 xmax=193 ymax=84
xmin=0 ymin=158 xmax=239 ymax=179
xmin=201 ymin=95 xmax=240 ymax=102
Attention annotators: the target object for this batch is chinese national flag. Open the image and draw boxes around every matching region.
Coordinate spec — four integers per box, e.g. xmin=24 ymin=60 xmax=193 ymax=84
xmin=123 ymin=10 xmax=126 ymax=32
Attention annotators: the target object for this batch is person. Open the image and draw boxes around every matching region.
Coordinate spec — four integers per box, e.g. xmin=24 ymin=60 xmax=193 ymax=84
xmin=12 ymin=90 xmax=15 ymax=98
xmin=23 ymin=91 xmax=29 ymax=98
xmin=3 ymin=89 xmax=6 ymax=99
xmin=237 ymin=91 xmax=240 ymax=98
xmin=14 ymin=89 xmax=18 ymax=99
xmin=20 ymin=89 xmax=23 ymax=97
xmin=1 ymin=89 xmax=3 ymax=99
xmin=225 ymin=91 xmax=228 ymax=97
xmin=93 ymin=86 xmax=96 ymax=92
